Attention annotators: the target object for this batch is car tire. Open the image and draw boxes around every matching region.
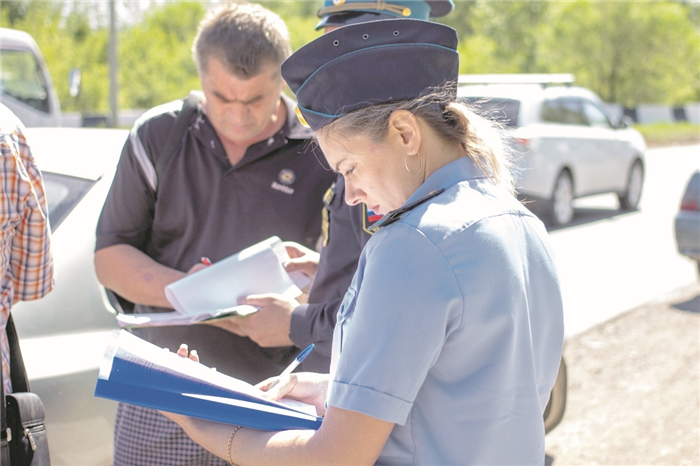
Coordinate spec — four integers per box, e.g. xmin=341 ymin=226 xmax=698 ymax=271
xmin=618 ymin=159 xmax=644 ymax=210
xmin=549 ymin=170 xmax=574 ymax=226
xmin=544 ymin=356 xmax=567 ymax=434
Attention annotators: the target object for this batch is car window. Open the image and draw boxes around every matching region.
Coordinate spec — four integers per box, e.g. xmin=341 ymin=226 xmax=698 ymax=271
xmin=43 ymin=173 xmax=96 ymax=232
xmin=541 ymin=99 xmax=561 ymax=123
xmin=0 ymin=49 xmax=50 ymax=114
xmin=581 ymin=99 xmax=613 ymax=128
xmin=461 ymin=97 xmax=520 ymax=128
xmin=540 ymin=98 xmax=586 ymax=125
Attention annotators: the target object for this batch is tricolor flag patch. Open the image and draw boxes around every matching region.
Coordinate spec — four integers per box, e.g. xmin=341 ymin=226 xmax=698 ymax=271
xmin=362 ymin=204 xmax=384 ymax=235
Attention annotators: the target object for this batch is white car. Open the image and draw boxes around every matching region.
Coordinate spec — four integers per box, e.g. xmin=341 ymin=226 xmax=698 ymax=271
xmin=458 ymin=77 xmax=646 ymax=225
xmin=0 ymin=28 xmax=63 ymax=127
xmin=11 ymin=127 xmax=127 ymax=466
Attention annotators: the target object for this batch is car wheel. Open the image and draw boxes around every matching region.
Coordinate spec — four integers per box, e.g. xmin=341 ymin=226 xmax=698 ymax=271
xmin=544 ymin=356 xmax=567 ymax=434
xmin=618 ymin=159 xmax=644 ymax=210
xmin=549 ymin=170 xmax=574 ymax=226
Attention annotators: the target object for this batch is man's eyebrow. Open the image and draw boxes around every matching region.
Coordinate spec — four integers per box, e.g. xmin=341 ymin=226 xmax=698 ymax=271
xmin=212 ymin=90 xmax=264 ymax=105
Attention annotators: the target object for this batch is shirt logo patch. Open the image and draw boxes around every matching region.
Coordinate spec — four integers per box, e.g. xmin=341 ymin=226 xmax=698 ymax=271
xmin=271 ymin=181 xmax=295 ymax=195
xmin=278 ymin=169 xmax=296 ymax=185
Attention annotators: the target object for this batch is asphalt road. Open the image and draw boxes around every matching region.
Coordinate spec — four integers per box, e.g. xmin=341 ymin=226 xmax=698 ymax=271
xmin=544 ymin=144 xmax=700 ymax=338
xmin=545 ymin=283 xmax=699 ymax=465
xmin=538 ymin=144 xmax=700 ymax=464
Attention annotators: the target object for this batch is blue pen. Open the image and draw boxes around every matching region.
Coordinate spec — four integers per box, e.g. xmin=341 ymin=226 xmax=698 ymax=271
xmin=267 ymin=344 xmax=314 ymax=389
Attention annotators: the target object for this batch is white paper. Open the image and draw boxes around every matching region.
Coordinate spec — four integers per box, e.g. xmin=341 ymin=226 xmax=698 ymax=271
xmin=116 ymin=305 xmax=259 ymax=328
xmin=165 ymin=237 xmax=301 ymax=316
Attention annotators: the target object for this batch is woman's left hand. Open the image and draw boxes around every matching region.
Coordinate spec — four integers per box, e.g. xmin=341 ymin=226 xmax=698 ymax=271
xmin=158 ymin=344 xmax=201 ymax=426
xmin=176 ymin=343 xmax=199 ymax=362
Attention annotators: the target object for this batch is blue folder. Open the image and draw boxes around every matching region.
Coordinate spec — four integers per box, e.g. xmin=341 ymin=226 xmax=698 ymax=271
xmin=94 ymin=330 xmax=323 ymax=431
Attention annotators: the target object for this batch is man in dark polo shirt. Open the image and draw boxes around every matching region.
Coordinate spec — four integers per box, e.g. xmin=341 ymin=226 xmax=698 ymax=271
xmin=93 ymin=3 xmax=333 ymax=465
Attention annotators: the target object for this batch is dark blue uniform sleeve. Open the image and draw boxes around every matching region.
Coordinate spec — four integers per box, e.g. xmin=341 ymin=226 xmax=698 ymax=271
xmin=291 ymin=175 xmax=372 ymax=372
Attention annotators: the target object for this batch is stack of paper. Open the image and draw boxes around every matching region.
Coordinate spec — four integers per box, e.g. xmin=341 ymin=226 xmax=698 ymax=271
xmin=117 ymin=236 xmax=310 ymax=328
xmin=95 ymin=330 xmax=323 ymax=431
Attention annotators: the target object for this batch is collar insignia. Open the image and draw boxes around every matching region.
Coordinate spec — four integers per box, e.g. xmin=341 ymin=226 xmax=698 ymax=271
xmin=368 ymin=188 xmax=446 ymax=233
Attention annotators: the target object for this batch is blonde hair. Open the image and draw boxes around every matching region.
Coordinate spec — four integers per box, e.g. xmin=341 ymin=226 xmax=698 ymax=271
xmin=317 ymin=86 xmax=515 ymax=194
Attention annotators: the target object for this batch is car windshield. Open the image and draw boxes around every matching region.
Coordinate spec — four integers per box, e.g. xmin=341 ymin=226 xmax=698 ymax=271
xmin=460 ymin=97 xmax=520 ymax=128
xmin=0 ymin=48 xmax=50 ymax=113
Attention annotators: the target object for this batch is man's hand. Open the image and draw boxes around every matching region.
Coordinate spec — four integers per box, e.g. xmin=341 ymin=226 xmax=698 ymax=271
xmin=207 ymin=294 xmax=298 ymax=347
xmin=283 ymin=241 xmax=320 ymax=280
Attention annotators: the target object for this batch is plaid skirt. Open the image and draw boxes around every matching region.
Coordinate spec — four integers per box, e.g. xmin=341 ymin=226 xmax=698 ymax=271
xmin=113 ymin=403 xmax=228 ymax=466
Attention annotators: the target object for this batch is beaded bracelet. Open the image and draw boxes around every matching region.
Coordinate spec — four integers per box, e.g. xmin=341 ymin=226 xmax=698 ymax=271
xmin=227 ymin=425 xmax=242 ymax=466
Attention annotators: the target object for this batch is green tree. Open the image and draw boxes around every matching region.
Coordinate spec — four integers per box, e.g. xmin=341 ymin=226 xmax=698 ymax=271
xmin=119 ymin=2 xmax=205 ymax=109
xmin=439 ymin=1 xmax=551 ymax=74
xmin=1 ymin=1 xmax=110 ymax=113
xmin=541 ymin=1 xmax=700 ymax=106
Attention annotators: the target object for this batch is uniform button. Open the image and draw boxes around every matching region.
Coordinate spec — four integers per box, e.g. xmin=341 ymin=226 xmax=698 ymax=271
xmin=267 ymin=137 xmax=275 ymax=146
xmin=210 ymin=140 xmax=216 ymax=149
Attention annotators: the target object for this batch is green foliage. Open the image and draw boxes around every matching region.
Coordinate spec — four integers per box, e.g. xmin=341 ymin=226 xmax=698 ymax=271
xmin=262 ymin=1 xmax=322 ymax=20
xmin=632 ymin=121 xmax=700 ymax=147
xmin=119 ymin=2 xmax=205 ymax=109
xmin=2 ymin=0 xmax=698 ymax=113
xmin=540 ymin=1 xmax=700 ymax=106
xmin=1 ymin=1 xmax=110 ymax=113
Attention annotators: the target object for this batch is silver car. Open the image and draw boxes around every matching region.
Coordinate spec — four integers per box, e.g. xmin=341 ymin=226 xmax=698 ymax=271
xmin=675 ymin=170 xmax=700 ymax=276
xmin=458 ymin=78 xmax=646 ymax=225
xmin=11 ymin=127 xmax=127 ymax=466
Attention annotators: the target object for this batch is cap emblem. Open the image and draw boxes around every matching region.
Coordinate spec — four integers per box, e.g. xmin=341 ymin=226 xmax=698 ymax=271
xmin=295 ymin=105 xmax=310 ymax=128
xmin=319 ymin=1 xmax=417 ymax=18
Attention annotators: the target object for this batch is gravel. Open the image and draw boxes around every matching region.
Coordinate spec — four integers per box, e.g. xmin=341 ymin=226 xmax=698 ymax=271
xmin=545 ymin=283 xmax=700 ymax=465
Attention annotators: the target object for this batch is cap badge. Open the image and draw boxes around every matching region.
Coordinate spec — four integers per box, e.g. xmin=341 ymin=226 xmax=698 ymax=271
xmin=333 ymin=0 xmax=346 ymax=5
xmin=295 ymin=105 xmax=310 ymax=128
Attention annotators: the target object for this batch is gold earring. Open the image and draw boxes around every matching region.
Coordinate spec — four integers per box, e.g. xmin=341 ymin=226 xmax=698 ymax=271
xmin=404 ymin=152 xmax=424 ymax=174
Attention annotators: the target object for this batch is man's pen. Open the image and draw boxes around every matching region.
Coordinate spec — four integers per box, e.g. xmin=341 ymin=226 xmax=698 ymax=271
xmin=267 ymin=343 xmax=314 ymax=390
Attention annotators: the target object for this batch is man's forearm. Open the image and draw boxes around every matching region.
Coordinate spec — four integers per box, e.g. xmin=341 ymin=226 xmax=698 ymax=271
xmin=94 ymin=244 xmax=185 ymax=308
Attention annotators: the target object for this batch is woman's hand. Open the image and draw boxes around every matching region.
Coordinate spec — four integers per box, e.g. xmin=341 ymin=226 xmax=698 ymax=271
xmin=159 ymin=344 xmax=201 ymax=428
xmin=283 ymin=241 xmax=320 ymax=280
xmin=257 ymin=372 xmax=330 ymax=416
xmin=176 ymin=343 xmax=199 ymax=362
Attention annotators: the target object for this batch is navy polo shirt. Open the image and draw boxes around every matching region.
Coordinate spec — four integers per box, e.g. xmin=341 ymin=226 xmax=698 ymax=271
xmin=96 ymin=93 xmax=335 ymax=383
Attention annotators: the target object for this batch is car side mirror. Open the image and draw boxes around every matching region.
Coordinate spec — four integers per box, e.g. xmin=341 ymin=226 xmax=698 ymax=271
xmin=617 ymin=115 xmax=634 ymax=130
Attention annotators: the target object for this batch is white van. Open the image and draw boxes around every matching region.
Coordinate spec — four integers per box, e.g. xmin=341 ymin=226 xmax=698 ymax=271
xmin=0 ymin=27 xmax=62 ymax=127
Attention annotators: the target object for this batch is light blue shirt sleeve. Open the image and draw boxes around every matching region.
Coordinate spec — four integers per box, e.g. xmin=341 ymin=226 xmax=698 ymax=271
xmin=327 ymin=224 xmax=463 ymax=425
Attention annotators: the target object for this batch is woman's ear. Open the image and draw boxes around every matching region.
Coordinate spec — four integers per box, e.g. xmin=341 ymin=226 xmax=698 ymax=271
xmin=388 ymin=110 xmax=421 ymax=152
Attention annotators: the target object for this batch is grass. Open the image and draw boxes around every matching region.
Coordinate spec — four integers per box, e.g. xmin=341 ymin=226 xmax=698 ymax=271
xmin=632 ymin=122 xmax=700 ymax=148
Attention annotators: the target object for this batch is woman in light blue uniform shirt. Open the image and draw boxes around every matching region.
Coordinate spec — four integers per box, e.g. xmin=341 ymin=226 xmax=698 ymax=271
xmin=164 ymin=18 xmax=565 ymax=465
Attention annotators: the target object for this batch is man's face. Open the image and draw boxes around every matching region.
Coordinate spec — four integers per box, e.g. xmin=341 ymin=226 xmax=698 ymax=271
xmin=199 ymin=58 xmax=286 ymax=146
